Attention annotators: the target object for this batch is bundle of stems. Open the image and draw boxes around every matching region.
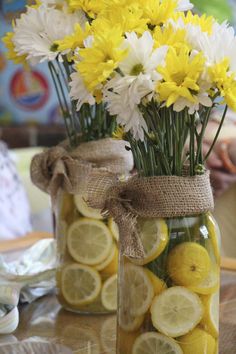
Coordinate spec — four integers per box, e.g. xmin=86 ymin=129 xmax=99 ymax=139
xmin=128 ymin=100 xmax=228 ymax=177
xmin=48 ymin=57 xmax=116 ymax=148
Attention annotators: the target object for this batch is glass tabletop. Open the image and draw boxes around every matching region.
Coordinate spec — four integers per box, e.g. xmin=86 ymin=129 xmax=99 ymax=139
xmin=0 ymin=270 xmax=235 ymax=353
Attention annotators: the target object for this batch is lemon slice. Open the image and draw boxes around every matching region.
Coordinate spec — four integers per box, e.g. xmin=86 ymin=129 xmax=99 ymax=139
xmin=167 ymin=242 xmax=211 ymax=287
xmin=188 ymin=264 xmax=219 ymax=295
xmin=101 ymin=274 xmax=117 ymax=311
xmin=74 ymin=194 xmax=103 ymax=219
xmin=100 ymin=317 xmax=116 ymax=354
xmin=108 ymin=218 xmax=119 ymax=241
xmin=95 ymin=243 xmax=118 ymax=277
xmin=123 ymin=263 xmax=154 ymax=316
xmin=132 ymin=218 xmax=168 ymax=266
xmin=200 ymin=292 xmax=219 ymax=338
xmin=67 ymin=218 xmax=113 ymax=265
xmin=132 ymin=332 xmax=183 ymax=354
xmin=179 ymin=327 xmax=216 ymax=354
xmin=144 ymin=269 xmax=167 ymax=296
xmin=119 ymin=304 xmax=144 ymax=332
xmin=61 ymin=264 xmax=102 ymax=306
xmin=151 ymin=286 xmax=203 ymax=337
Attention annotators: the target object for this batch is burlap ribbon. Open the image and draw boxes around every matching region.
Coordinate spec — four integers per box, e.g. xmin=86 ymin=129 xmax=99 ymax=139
xmin=30 ymin=138 xmax=133 ymax=199
xmin=88 ymin=171 xmax=214 ymax=259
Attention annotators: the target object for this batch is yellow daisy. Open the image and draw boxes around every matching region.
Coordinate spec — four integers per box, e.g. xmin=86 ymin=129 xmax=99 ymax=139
xmin=209 ymin=59 xmax=236 ymax=111
xmin=173 ymin=11 xmax=214 ymax=34
xmin=2 ymin=31 xmax=28 ymax=66
xmin=68 ymin=0 xmax=105 ymax=18
xmin=138 ymin=0 xmax=178 ymax=28
xmin=153 ymin=24 xmax=190 ymax=52
xmin=94 ymin=2 xmax=147 ymax=35
xmin=77 ymin=28 xmax=127 ymax=93
xmin=157 ymin=47 xmax=205 ymax=107
xmin=55 ymin=22 xmax=91 ymax=53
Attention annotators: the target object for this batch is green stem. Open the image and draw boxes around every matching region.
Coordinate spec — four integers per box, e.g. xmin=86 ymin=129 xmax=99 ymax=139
xmin=204 ymin=105 xmax=228 ymax=162
xmin=195 ymin=107 xmax=212 ymax=166
xmin=189 ymin=114 xmax=196 ymax=176
xmin=48 ymin=62 xmax=73 ymax=146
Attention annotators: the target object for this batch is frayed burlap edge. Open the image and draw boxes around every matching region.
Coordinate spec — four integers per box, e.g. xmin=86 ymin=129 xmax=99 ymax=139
xmin=30 ymin=138 xmax=133 ymax=201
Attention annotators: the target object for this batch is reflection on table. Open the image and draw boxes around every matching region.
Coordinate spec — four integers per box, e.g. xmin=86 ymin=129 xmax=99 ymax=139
xmin=0 ymin=270 xmax=235 ymax=353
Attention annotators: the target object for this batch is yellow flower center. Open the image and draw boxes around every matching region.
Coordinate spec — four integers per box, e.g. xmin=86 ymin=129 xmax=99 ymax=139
xmin=130 ymin=63 xmax=144 ymax=76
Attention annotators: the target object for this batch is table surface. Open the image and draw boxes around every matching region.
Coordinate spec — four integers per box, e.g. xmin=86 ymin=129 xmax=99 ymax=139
xmin=0 ymin=270 xmax=235 ymax=354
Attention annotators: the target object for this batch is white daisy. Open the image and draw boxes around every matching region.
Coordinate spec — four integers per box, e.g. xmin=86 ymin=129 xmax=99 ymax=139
xmin=69 ymin=72 xmax=95 ymax=110
xmin=103 ymin=32 xmax=168 ymax=140
xmin=173 ymin=91 xmax=212 ymax=114
xmin=120 ymin=31 xmax=168 ymax=80
xmin=13 ymin=5 xmax=86 ymax=64
xmin=176 ymin=0 xmax=194 ymax=11
xmin=192 ymin=22 xmax=236 ymax=73
xmin=104 ymin=74 xmax=154 ymax=141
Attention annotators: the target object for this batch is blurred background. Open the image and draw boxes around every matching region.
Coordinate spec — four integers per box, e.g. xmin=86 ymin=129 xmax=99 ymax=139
xmin=0 ymin=0 xmax=236 ymax=257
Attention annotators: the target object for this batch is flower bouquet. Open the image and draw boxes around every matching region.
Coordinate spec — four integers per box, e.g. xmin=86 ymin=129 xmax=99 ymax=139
xmin=28 ymin=0 xmax=236 ymax=352
xmin=2 ymin=0 xmax=134 ymax=314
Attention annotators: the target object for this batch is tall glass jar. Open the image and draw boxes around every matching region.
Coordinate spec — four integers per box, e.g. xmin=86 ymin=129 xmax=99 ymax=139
xmin=55 ymin=191 xmax=119 ymax=314
xmin=117 ymin=213 xmax=220 ymax=354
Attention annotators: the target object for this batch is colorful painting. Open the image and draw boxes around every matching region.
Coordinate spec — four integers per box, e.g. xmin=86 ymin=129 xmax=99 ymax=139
xmin=0 ymin=2 xmax=64 ymax=125
xmin=10 ymin=69 xmax=50 ymax=111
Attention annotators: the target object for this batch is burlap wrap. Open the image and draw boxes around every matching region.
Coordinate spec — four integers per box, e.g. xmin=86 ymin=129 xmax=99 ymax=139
xmin=88 ymin=171 xmax=214 ymax=259
xmin=30 ymin=138 xmax=133 ymax=199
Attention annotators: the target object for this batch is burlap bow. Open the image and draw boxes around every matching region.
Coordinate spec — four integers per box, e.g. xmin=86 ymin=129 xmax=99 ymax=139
xmin=30 ymin=138 xmax=133 ymax=200
xmin=88 ymin=171 xmax=214 ymax=259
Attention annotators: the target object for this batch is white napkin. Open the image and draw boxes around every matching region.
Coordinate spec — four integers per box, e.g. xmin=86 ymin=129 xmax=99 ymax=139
xmin=0 ymin=239 xmax=56 ymax=334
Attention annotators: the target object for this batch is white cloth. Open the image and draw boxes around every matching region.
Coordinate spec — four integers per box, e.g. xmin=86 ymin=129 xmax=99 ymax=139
xmin=0 ymin=142 xmax=32 ymax=240
xmin=0 ymin=239 xmax=56 ymax=334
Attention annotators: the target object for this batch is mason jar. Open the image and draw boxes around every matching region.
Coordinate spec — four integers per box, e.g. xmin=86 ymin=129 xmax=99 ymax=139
xmin=117 ymin=213 xmax=220 ymax=354
xmin=55 ymin=191 xmax=119 ymax=314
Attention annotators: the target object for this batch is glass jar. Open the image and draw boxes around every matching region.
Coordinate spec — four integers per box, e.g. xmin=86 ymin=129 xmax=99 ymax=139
xmin=55 ymin=191 xmax=119 ymax=314
xmin=117 ymin=213 xmax=220 ymax=354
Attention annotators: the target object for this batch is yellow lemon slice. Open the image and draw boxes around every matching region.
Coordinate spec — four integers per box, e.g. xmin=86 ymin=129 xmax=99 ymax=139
xmin=188 ymin=264 xmax=219 ymax=295
xmin=123 ymin=263 xmax=154 ymax=316
xmin=61 ymin=264 xmax=102 ymax=306
xmin=151 ymin=286 xmax=203 ymax=337
xmin=100 ymin=317 xmax=116 ymax=354
xmin=179 ymin=327 xmax=216 ymax=354
xmin=144 ymin=268 xmax=167 ymax=296
xmin=200 ymin=292 xmax=219 ymax=338
xmin=95 ymin=243 xmax=118 ymax=277
xmin=108 ymin=218 xmax=119 ymax=241
xmin=101 ymin=274 xmax=117 ymax=311
xmin=67 ymin=218 xmax=113 ymax=265
xmin=74 ymin=194 xmax=103 ymax=219
xmin=205 ymin=213 xmax=221 ymax=264
xmin=132 ymin=332 xmax=183 ymax=354
xmin=119 ymin=306 xmax=144 ymax=333
xmin=132 ymin=218 xmax=168 ymax=266
xmin=167 ymin=242 xmax=211 ymax=287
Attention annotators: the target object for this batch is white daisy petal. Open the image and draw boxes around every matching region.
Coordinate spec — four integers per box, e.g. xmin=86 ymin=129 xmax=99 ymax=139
xmin=69 ymin=72 xmax=95 ymax=110
xmin=103 ymin=73 xmax=153 ymax=141
xmin=13 ymin=5 xmax=86 ymax=64
xmin=176 ymin=0 xmax=194 ymax=11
